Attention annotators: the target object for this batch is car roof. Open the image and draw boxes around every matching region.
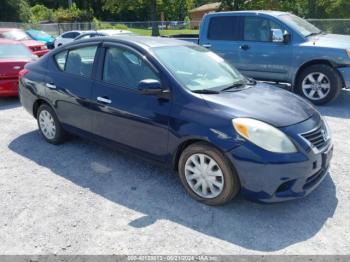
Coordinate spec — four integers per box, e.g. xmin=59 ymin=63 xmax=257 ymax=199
xmin=206 ymin=10 xmax=288 ymax=17
xmin=81 ymin=35 xmax=194 ymax=48
xmin=0 ymin=28 xmax=23 ymax=32
xmin=62 ymin=30 xmax=93 ymax=34
xmin=0 ymin=38 xmax=22 ymax=44
xmin=97 ymin=29 xmax=133 ymax=35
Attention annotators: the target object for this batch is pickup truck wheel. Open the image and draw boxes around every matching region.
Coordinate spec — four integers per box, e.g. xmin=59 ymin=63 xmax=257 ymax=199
xmin=37 ymin=104 xmax=67 ymax=145
xmin=296 ymin=64 xmax=342 ymax=105
xmin=178 ymin=142 xmax=240 ymax=206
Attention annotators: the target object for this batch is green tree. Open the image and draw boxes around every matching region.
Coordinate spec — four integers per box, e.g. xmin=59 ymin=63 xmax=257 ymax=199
xmin=30 ymin=4 xmax=54 ymax=22
xmin=0 ymin=0 xmax=31 ymax=22
xmin=103 ymin=0 xmax=163 ymax=36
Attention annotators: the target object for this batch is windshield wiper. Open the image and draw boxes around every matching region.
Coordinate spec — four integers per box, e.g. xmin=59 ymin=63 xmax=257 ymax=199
xmin=220 ymin=81 xmax=246 ymax=92
xmin=246 ymin=78 xmax=257 ymax=85
xmin=192 ymin=89 xmax=220 ymax=94
xmin=306 ymin=31 xmax=323 ymax=37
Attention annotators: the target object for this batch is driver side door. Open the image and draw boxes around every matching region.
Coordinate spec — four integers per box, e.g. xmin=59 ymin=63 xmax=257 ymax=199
xmin=236 ymin=15 xmax=293 ymax=82
xmin=91 ymin=43 xmax=171 ymax=160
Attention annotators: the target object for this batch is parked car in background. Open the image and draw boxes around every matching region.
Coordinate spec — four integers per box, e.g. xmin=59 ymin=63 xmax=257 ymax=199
xmin=0 ymin=39 xmax=36 ymax=97
xmin=174 ymin=11 xmax=350 ymax=105
xmin=54 ymin=30 xmax=94 ymax=48
xmin=0 ymin=28 xmax=48 ymax=57
xmin=74 ymin=30 xmax=135 ymax=41
xmin=26 ymin=29 xmax=55 ymax=49
xmin=19 ymin=36 xmax=333 ymax=205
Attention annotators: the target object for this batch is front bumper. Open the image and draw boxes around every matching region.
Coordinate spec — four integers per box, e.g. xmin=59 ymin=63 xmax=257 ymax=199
xmin=338 ymin=66 xmax=350 ymax=89
xmin=227 ymin=114 xmax=333 ymax=203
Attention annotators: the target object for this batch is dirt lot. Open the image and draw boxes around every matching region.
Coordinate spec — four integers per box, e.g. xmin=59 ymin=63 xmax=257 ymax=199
xmin=0 ymin=90 xmax=349 ymax=255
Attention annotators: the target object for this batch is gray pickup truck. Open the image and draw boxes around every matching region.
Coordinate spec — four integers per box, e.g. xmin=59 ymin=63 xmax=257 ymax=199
xmin=172 ymin=11 xmax=350 ymax=104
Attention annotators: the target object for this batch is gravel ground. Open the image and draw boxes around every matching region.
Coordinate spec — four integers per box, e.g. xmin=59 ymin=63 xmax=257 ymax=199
xmin=0 ymin=90 xmax=349 ymax=255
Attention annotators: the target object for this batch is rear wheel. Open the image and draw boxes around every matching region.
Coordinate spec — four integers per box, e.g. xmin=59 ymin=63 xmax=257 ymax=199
xmin=178 ymin=142 xmax=240 ymax=206
xmin=296 ymin=64 xmax=342 ymax=105
xmin=37 ymin=104 xmax=66 ymax=144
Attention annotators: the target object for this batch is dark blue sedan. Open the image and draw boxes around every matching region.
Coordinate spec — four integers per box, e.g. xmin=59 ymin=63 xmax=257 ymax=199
xmin=18 ymin=36 xmax=333 ymax=205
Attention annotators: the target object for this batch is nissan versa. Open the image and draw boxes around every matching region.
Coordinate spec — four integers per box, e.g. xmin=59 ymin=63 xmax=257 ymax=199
xmin=19 ymin=36 xmax=333 ymax=205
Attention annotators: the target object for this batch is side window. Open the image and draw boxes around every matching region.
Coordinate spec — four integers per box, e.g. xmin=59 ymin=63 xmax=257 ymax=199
xmin=208 ymin=16 xmax=240 ymax=41
xmin=54 ymin=50 xmax=68 ymax=71
xmin=71 ymin=32 xmax=80 ymax=38
xmin=55 ymin=45 xmax=97 ymax=77
xmin=244 ymin=16 xmax=284 ymax=42
xmin=103 ymin=47 xmax=159 ymax=89
xmin=62 ymin=32 xmax=79 ymax=39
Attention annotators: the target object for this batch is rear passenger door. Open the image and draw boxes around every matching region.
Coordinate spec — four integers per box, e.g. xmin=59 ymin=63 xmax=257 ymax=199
xmin=46 ymin=43 xmax=99 ymax=132
xmin=199 ymin=15 xmax=242 ymax=68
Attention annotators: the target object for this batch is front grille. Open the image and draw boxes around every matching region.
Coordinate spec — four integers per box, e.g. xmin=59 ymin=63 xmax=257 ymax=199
xmin=301 ymin=123 xmax=328 ymax=150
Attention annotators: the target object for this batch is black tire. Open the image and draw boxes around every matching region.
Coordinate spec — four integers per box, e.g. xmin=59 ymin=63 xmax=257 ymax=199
xmin=178 ymin=142 xmax=240 ymax=206
xmin=295 ymin=64 xmax=342 ymax=105
xmin=37 ymin=104 xmax=67 ymax=145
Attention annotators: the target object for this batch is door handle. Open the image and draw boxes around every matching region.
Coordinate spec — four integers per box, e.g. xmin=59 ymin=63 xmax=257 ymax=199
xmin=240 ymin=44 xmax=250 ymax=51
xmin=202 ymin=44 xmax=212 ymax=48
xmin=46 ymin=83 xmax=56 ymax=89
xmin=97 ymin=96 xmax=112 ymax=104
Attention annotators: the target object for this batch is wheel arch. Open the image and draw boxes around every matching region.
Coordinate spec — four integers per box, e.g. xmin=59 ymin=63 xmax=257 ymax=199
xmin=172 ymin=138 xmax=232 ymax=172
xmin=293 ymin=59 xmax=341 ymax=90
xmin=32 ymin=98 xmax=52 ymax=118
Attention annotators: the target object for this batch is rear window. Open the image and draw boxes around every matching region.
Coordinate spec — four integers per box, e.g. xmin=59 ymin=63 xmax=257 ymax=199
xmin=0 ymin=44 xmax=33 ymax=59
xmin=208 ymin=16 xmax=241 ymax=41
xmin=54 ymin=45 xmax=97 ymax=77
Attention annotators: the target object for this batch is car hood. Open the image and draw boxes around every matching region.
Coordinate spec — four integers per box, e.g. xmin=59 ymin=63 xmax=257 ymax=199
xmin=201 ymin=83 xmax=316 ymax=127
xmin=308 ymin=33 xmax=350 ymax=49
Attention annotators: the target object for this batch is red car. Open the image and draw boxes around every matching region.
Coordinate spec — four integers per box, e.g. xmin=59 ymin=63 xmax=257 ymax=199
xmin=0 ymin=28 xmax=48 ymax=57
xmin=0 ymin=39 xmax=36 ymax=97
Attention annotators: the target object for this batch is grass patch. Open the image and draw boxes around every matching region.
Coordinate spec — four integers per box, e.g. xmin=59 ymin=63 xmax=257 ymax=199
xmin=129 ymin=28 xmax=199 ymax=36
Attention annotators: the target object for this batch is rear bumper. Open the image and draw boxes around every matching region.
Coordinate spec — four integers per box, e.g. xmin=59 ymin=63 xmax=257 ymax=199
xmin=337 ymin=66 xmax=350 ymax=89
xmin=0 ymin=79 xmax=18 ymax=97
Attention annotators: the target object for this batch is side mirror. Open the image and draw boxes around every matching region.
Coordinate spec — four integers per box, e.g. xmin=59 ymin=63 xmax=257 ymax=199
xmin=138 ymin=79 xmax=163 ymax=95
xmin=283 ymin=30 xmax=291 ymax=43
xmin=272 ymin=29 xmax=284 ymax=43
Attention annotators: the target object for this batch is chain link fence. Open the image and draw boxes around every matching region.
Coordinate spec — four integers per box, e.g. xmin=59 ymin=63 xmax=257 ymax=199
xmin=1 ymin=19 xmax=350 ymax=36
xmin=308 ymin=19 xmax=350 ymax=35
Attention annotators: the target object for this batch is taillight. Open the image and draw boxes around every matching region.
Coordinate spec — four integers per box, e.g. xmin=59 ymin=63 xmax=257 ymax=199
xmin=19 ymin=69 xmax=29 ymax=78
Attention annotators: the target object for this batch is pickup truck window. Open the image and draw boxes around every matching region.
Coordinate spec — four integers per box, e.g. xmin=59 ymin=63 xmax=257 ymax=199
xmin=208 ymin=16 xmax=241 ymax=41
xmin=278 ymin=13 xmax=321 ymax=37
xmin=244 ymin=17 xmax=283 ymax=42
xmin=153 ymin=45 xmax=245 ymax=92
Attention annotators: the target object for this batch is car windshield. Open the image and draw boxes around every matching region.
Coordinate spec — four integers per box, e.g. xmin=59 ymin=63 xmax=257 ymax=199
xmin=0 ymin=44 xmax=33 ymax=59
xmin=27 ymin=30 xmax=51 ymax=39
xmin=2 ymin=30 xmax=31 ymax=41
xmin=278 ymin=13 xmax=322 ymax=37
xmin=152 ymin=45 xmax=245 ymax=92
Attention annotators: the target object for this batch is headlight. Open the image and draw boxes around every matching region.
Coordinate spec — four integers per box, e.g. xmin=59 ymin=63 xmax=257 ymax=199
xmin=232 ymin=118 xmax=297 ymax=153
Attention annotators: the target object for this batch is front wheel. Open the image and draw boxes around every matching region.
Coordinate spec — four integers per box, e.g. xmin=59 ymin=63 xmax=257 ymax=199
xmin=295 ymin=64 xmax=342 ymax=105
xmin=178 ymin=142 xmax=240 ymax=206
